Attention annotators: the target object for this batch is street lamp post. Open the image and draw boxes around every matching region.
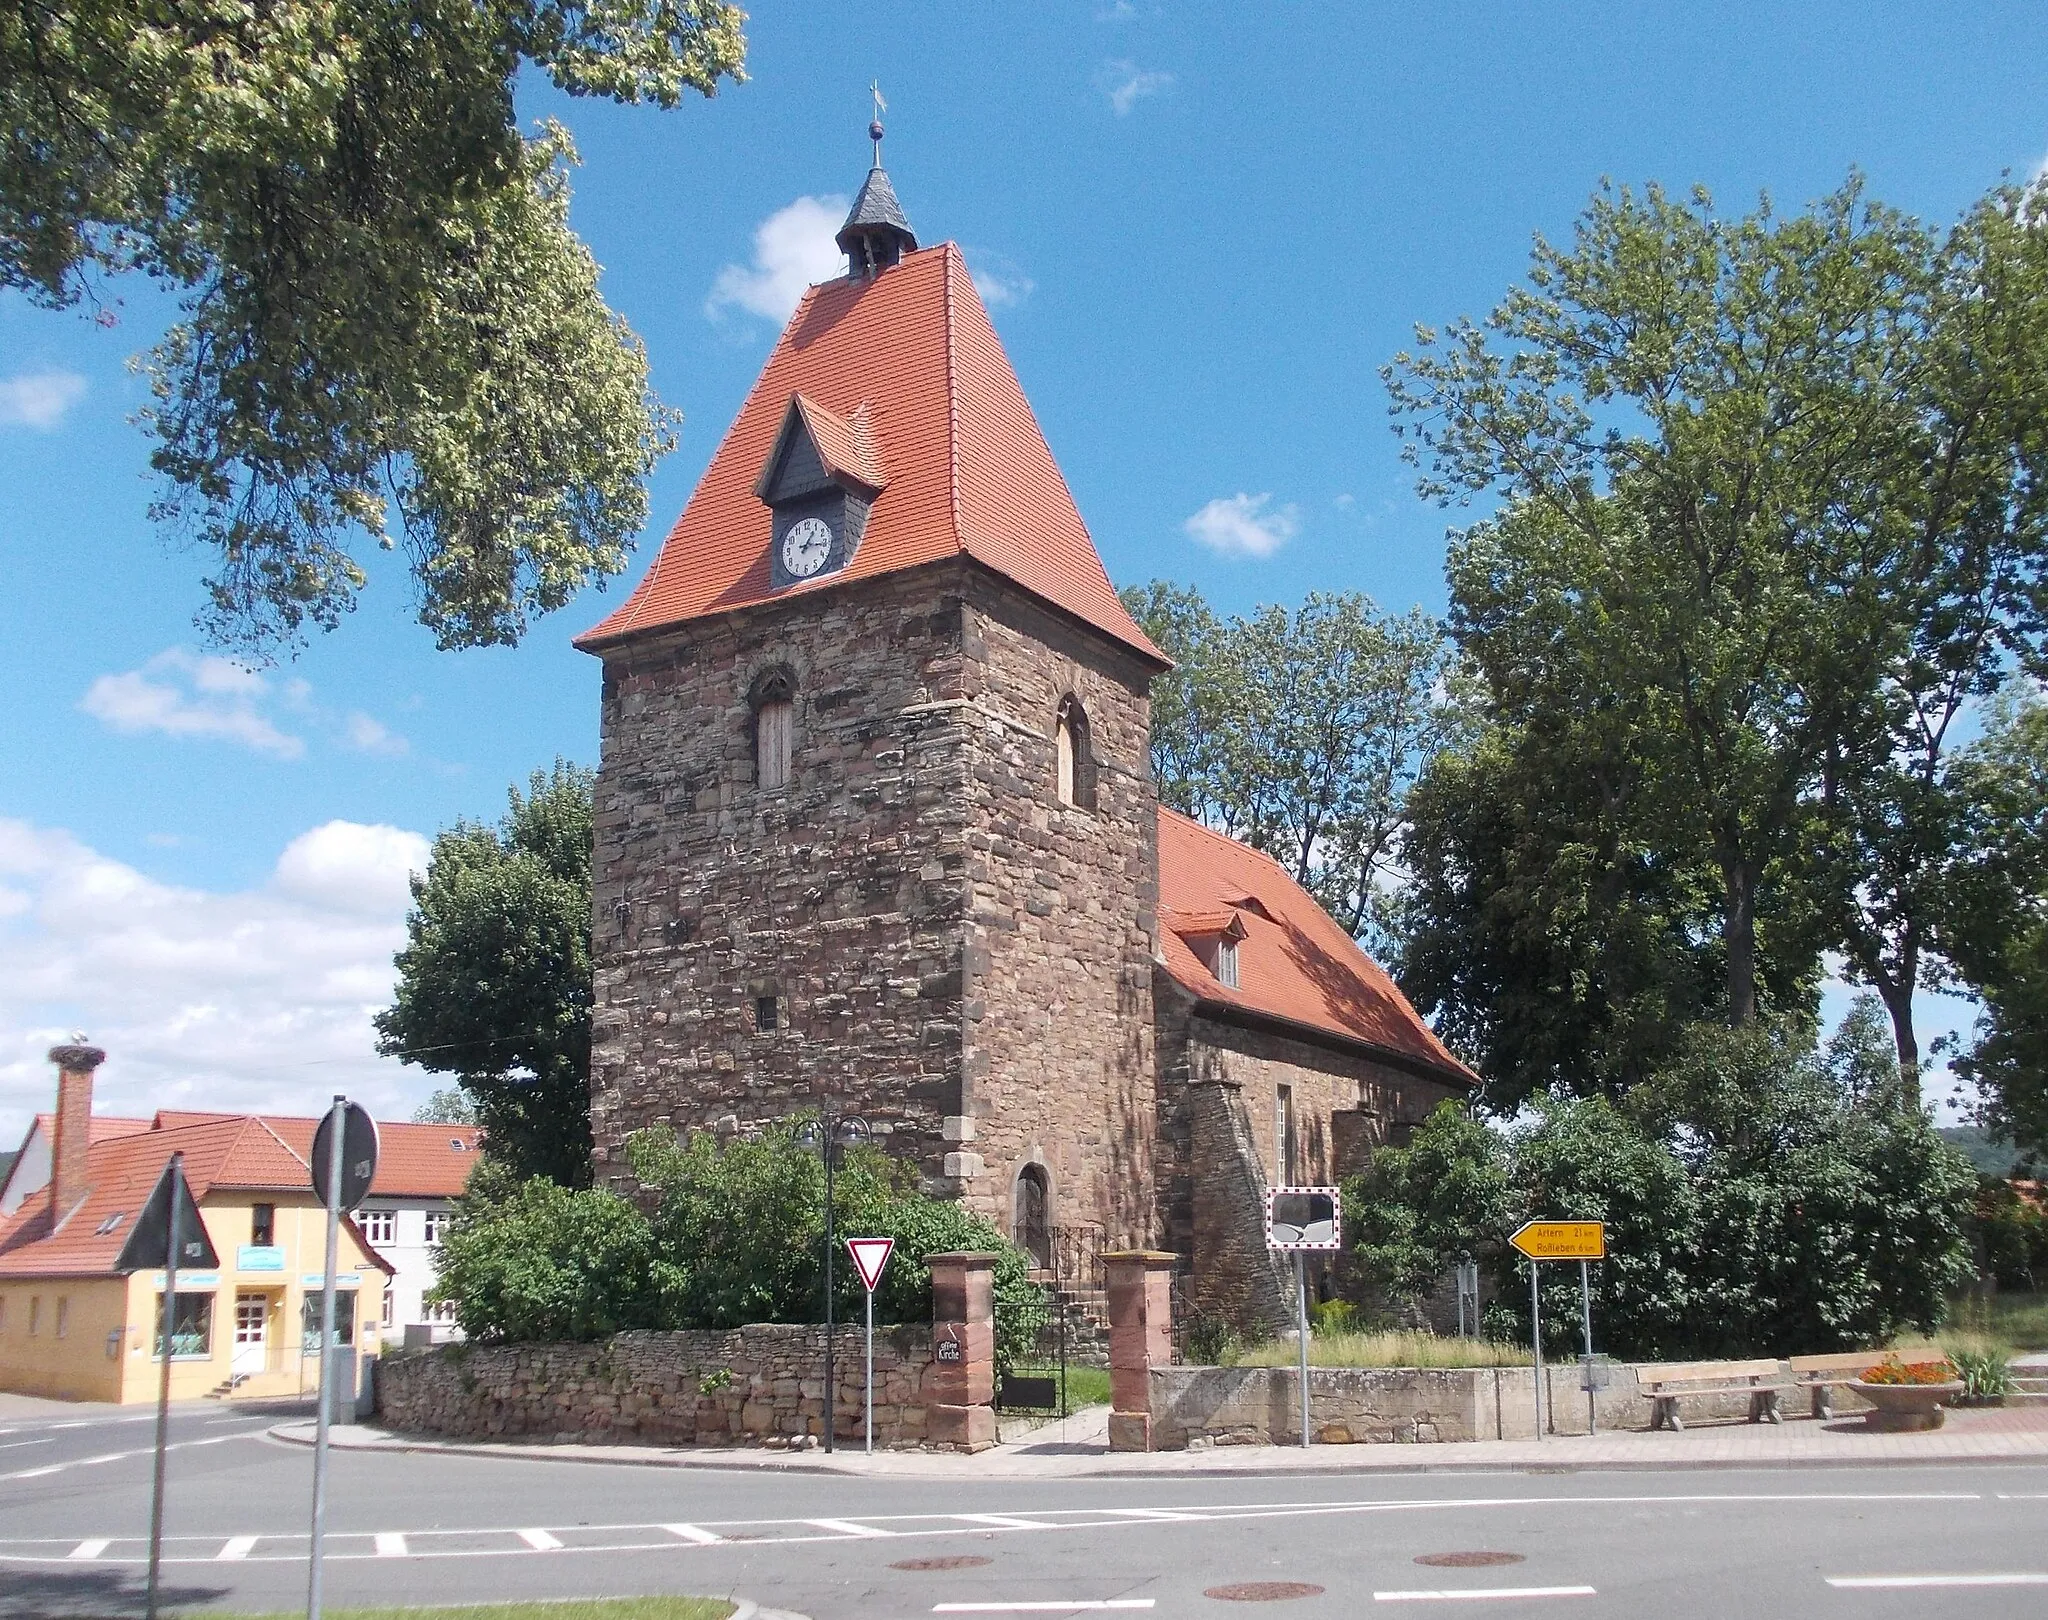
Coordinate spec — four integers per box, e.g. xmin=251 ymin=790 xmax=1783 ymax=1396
xmin=796 ymin=1107 xmax=870 ymax=1453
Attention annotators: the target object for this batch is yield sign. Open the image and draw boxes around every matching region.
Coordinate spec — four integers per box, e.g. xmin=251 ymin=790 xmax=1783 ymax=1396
xmin=845 ymin=1235 xmax=894 ymax=1293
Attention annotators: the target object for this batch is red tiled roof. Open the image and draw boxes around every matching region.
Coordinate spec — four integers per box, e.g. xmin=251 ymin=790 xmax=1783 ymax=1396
xmin=1156 ymin=808 xmax=1475 ymax=1084
xmin=577 ymin=244 xmax=1165 ymax=665
xmin=151 ymin=1113 xmax=481 ymax=1199
xmin=0 ymin=1117 xmax=394 ymax=1279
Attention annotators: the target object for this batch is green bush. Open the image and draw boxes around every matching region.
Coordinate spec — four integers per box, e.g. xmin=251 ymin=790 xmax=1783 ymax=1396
xmin=1183 ymin=1313 xmax=1239 ymax=1366
xmin=1948 ymin=1345 xmax=2013 ymax=1403
xmin=431 ymin=1162 xmax=683 ymax=1342
xmin=1351 ymin=1017 xmax=1979 ymax=1361
xmin=1973 ymin=1179 xmax=2048 ymax=1290
xmin=435 ymin=1122 xmax=1049 ymax=1359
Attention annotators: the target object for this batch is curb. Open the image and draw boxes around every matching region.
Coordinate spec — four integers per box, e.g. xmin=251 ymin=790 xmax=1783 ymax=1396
xmin=266 ymin=1420 xmax=2048 ymax=1480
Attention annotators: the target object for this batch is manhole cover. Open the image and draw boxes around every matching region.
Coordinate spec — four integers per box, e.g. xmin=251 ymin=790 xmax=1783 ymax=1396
xmin=892 ymin=1556 xmax=994 ymax=1572
xmin=1204 ymin=1583 xmax=1326 ymax=1601
xmin=1414 ymin=1552 xmax=1525 ymax=1569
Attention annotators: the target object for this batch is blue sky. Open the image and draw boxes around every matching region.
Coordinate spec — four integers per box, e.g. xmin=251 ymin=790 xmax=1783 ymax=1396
xmin=2 ymin=1 xmax=2042 ymax=1136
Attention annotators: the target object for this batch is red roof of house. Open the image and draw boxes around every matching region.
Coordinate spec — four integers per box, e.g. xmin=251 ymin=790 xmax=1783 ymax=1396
xmin=1156 ymin=808 xmax=1475 ymax=1084
xmin=576 ymin=243 xmax=1165 ymax=665
xmin=0 ymin=1117 xmax=395 ymax=1279
xmin=150 ymin=1114 xmax=481 ymax=1199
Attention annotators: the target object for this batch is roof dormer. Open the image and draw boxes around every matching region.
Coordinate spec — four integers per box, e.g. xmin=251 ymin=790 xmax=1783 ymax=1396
xmin=756 ymin=393 xmax=886 ymax=590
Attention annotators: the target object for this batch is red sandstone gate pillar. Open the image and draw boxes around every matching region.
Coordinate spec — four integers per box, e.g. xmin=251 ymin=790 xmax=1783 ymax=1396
xmin=924 ymin=1251 xmax=998 ymax=1452
xmin=1105 ymin=1250 xmax=1176 ymax=1452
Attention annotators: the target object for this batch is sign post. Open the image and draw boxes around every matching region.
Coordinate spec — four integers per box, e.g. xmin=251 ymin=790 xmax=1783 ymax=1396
xmin=115 ymin=1152 xmax=218 ymax=1620
xmin=1264 ymin=1186 xmax=1342 ymax=1449
xmin=306 ymin=1097 xmax=378 ymax=1620
xmin=1508 ymin=1220 xmax=1606 ymax=1443
xmin=845 ymin=1237 xmax=895 ymax=1455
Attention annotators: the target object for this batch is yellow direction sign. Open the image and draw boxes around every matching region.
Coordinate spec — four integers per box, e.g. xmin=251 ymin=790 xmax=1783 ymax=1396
xmin=1510 ymin=1220 xmax=1606 ymax=1261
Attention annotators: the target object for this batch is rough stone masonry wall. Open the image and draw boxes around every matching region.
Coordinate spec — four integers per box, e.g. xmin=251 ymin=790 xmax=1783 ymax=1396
xmin=377 ymin=1325 xmax=933 ymax=1448
xmin=587 ymin=565 xmax=977 ymax=1191
xmin=957 ymin=575 xmax=1159 ymax=1249
xmin=1156 ymin=996 xmax=1467 ymax=1338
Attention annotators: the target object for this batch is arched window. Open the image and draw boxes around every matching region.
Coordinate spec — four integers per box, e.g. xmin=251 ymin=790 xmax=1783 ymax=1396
xmin=1013 ymin=1163 xmax=1051 ymax=1268
xmin=752 ymin=672 xmax=794 ymax=790
xmin=1055 ymin=697 xmax=1094 ymax=810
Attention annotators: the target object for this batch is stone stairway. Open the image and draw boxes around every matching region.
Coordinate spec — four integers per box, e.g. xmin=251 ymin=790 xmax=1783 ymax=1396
xmin=2010 ymin=1371 xmax=2048 ymax=1405
xmin=1027 ymin=1271 xmax=1111 ymax=1368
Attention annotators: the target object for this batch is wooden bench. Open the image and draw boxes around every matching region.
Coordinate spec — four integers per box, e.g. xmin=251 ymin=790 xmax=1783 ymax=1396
xmin=1788 ymin=1347 xmax=1945 ymax=1420
xmin=1637 ymin=1359 xmax=1791 ymax=1431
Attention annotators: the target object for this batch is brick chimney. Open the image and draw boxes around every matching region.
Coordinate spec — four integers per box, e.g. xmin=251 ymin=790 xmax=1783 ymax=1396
xmin=47 ymin=1041 xmax=106 ymax=1227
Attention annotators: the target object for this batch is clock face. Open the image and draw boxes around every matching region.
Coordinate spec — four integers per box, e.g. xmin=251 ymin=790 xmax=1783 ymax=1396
xmin=780 ymin=516 xmax=834 ymax=580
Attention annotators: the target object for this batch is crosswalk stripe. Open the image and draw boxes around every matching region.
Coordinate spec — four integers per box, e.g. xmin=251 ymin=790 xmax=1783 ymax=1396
xmin=518 ymin=1529 xmax=563 ymax=1551
xmin=1827 ymin=1574 xmax=2048 ymax=1590
xmin=67 ymin=1540 xmax=110 ymax=1561
xmin=662 ymin=1524 xmax=724 ymax=1545
xmin=807 ymin=1518 xmax=892 ymax=1538
xmin=1374 ymin=1588 xmax=1597 ymax=1603
xmin=374 ymin=1533 xmax=408 ymax=1558
xmin=218 ymin=1537 xmax=257 ymax=1561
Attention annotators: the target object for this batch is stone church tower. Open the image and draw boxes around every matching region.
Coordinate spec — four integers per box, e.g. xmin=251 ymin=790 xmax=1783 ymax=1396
xmin=579 ymin=145 xmax=1477 ymax=1325
xmin=576 ymin=147 xmax=1171 ymax=1251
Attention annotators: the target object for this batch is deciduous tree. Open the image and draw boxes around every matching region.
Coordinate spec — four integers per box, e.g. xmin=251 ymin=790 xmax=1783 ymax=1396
xmin=377 ymin=762 xmax=595 ymax=1186
xmin=1 ymin=0 xmax=746 ymax=653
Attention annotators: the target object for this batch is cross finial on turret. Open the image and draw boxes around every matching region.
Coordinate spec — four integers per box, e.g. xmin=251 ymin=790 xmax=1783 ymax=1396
xmin=838 ymin=87 xmax=918 ymax=279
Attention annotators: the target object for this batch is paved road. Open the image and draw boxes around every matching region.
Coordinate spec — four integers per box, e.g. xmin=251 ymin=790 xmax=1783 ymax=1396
xmin=1 ymin=1412 xmax=2045 ymax=1618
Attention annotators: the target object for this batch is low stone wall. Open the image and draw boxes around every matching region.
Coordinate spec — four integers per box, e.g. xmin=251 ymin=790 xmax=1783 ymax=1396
xmin=378 ymin=1324 xmax=935 ymax=1449
xmin=1147 ymin=1362 xmax=1652 ymax=1447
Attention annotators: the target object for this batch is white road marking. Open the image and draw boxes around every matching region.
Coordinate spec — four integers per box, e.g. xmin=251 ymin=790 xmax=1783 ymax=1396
xmin=1375 ymin=1588 xmax=1597 ymax=1604
xmin=67 ymin=1540 xmax=109 ymax=1561
xmin=0 ymin=1487 xmax=1997 ymax=1568
xmin=934 ymin=1605 xmax=1155 ymax=1613
xmin=217 ymin=1537 xmax=257 ymax=1561
xmin=807 ymin=1518 xmax=892 ymax=1538
xmin=0 ymin=1429 xmax=262 ymax=1482
xmin=518 ymin=1529 xmax=563 ymax=1551
xmin=0 ymin=1439 xmax=54 ymax=1451
xmin=1827 ymin=1574 xmax=2048 ymax=1589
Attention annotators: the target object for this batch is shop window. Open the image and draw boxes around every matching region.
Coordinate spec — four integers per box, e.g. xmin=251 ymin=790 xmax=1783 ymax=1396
xmin=300 ymin=1290 xmax=356 ymax=1355
xmin=154 ymin=1291 xmax=215 ymax=1359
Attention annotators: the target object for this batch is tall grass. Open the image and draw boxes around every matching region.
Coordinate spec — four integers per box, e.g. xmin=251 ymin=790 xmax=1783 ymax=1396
xmin=1945 ymin=1289 xmax=2048 ymax=1355
xmin=1230 ymin=1330 xmax=1528 ymax=1369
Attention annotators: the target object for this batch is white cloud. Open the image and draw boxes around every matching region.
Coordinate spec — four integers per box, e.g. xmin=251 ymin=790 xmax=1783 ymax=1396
xmin=1184 ymin=492 xmax=1300 ymax=559
xmin=0 ymin=369 xmax=88 ymax=430
xmin=1334 ymin=492 xmax=1356 ymax=510
xmin=345 ymin=711 xmax=409 ymax=756
xmin=706 ymin=195 xmax=849 ymax=323
xmin=1101 ymin=60 xmax=1173 ymax=116
xmin=967 ymin=249 xmax=1036 ymax=308
xmin=1095 ymin=1 xmax=1140 ymax=19
xmin=0 ymin=817 xmax=432 ymax=1142
xmin=82 ymin=648 xmax=305 ymax=758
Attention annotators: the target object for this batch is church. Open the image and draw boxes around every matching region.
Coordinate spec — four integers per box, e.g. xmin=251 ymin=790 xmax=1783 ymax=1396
xmin=575 ymin=138 xmax=1474 ymax=1335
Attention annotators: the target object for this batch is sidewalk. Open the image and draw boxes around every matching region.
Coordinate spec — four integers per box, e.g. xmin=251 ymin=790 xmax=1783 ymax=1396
xmin=272 ymin=1398 xmax=2048 ymax=1480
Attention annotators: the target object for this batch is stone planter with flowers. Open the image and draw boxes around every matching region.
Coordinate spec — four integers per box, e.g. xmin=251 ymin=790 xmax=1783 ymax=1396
xmin=1849 ymin=1355 xmax=1964 ymax=1432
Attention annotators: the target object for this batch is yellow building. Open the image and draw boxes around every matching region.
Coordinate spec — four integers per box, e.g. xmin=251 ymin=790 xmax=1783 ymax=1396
xmin=0 ymin=1046 xmax=391 ymax=1404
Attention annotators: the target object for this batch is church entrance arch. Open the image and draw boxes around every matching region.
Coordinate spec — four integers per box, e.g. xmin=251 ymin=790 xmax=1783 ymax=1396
xmin=1013 ymin=1162 xmax=1051 ymax=1268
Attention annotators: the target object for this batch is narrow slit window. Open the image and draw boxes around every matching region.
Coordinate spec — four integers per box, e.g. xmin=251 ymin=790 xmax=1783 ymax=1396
xmin=755 ymin=995 xmax=780 ymax=1032
xmin=756 ymin=696 xmax=793 ymax=790
xmin=1055 ymin=698 xmax=1094 ymax=809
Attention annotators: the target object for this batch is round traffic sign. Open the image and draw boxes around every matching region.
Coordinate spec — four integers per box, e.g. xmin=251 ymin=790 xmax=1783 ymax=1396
xmin=312 ymin=1101 xmax=380 ymax=1211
